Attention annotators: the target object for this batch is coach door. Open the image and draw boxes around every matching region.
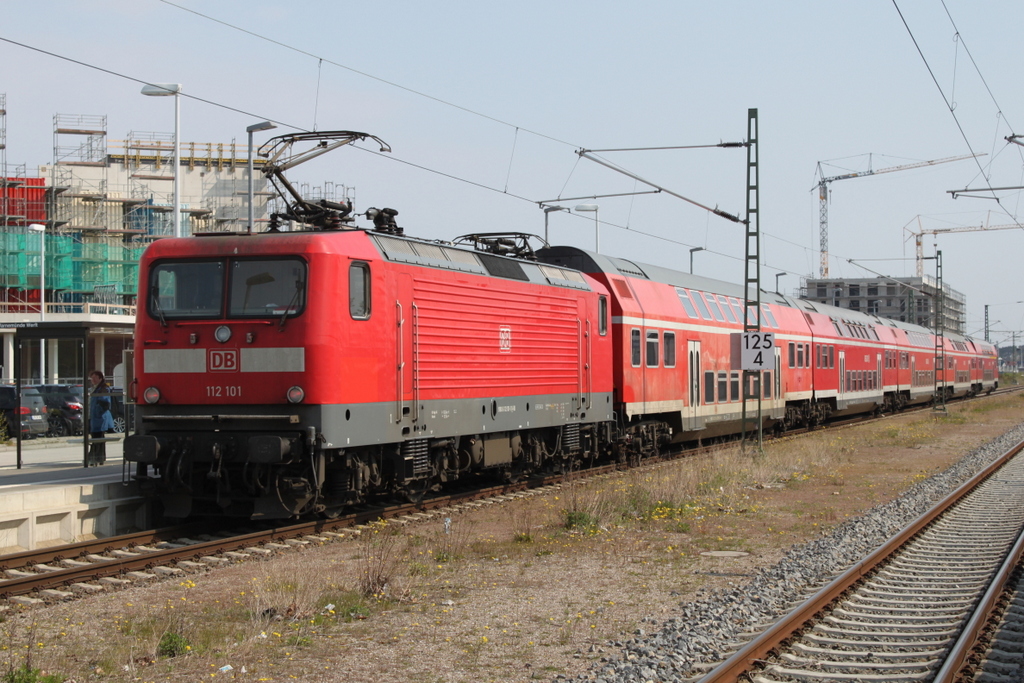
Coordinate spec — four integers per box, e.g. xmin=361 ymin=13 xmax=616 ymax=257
xmin=838 ymin=351 xmax=846 ymax=399
xmin=685 ymin=340 xmax=702 ymax=432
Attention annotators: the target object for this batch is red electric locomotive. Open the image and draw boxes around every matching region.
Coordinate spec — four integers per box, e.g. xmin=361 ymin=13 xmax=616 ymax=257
xmin=125 ymin=228 xmax=615 ymax=518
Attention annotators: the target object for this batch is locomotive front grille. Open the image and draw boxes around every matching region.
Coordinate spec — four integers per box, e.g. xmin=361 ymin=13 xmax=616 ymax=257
xmin=402 ymin=438 xmax=431 ymax=475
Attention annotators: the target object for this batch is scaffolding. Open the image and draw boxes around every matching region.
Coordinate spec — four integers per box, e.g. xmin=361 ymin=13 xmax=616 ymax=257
xmin=2 ymin=108 xmax=332 ymax=312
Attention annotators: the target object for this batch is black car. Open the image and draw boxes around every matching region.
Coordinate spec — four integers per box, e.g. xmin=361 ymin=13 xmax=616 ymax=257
xmin=29 ymin=385 xmax=85 ymax=437
xmin=0 ymin=385 xmax=49 ymax=440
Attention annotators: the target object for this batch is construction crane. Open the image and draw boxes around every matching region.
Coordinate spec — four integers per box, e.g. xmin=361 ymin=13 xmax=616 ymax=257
xmin=903 ymin=215 xmax=1022 ymax=276
xmin=813 ymin=153 xmax=980 ymax=278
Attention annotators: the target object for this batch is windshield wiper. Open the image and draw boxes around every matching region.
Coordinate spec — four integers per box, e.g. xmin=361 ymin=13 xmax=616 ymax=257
xmin=278 ymin=281 xmax=304 ymax=330
xmin=151 ymin=293 xmax=168 ymax=328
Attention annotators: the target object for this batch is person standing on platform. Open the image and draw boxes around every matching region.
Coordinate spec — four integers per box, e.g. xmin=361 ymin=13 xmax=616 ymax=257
xmin=88 ymin=370 xmax=114 ymax=466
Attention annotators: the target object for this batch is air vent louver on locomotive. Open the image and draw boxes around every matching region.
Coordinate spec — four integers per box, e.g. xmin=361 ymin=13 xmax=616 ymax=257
xmin=561 ymin=423 xmax=580 ymax=451
xmin=401 ymin=439 xmax=431 ymax=475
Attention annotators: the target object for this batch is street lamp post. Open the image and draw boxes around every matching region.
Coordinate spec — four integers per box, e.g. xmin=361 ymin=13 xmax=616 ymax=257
xmin=774 ymin=272 xmax=787 ymax=294
xmin=246 ymin=121 xmax=277 ymax=233
xmin=141 ymin=83 xmax=182 ymax=237
xmin=689 ymin=246 xmax=705 ymax=274
xmin=574 ymin=204 xmax=599 ymax=252
xmin=29 ymin=224 xmax=46 ymax=380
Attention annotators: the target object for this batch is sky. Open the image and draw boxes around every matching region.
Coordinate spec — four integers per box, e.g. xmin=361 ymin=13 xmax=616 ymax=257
xmin=2 ymin=0 xmax=1023 ymax=344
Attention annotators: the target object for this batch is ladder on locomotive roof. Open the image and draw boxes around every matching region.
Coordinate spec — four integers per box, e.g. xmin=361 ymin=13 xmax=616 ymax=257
xmin=740 ymin=108 xmax=764 ymax=452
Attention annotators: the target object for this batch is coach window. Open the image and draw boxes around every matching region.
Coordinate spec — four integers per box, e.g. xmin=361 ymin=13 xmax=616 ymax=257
xmin=763 ymin=371 xmax=772 ymax=398
xmin=717 ymin=372 xmax=727 ymax=402
xmin=646 ymin=330 xmax=659 ymax=368
xmin=704 ymin=293 xmax=726 ymax=322
xmin=704 ymin=371 xmax=716 ymax=403
xmin=788 ymin=342 xmax=796 ymax=368
xmin=828 ymin=345 xmax=835 ymax=369
xmin=730 ymin=372 xmax=739 ymax=401
xmin=728 ymin=298 xmax=745 ymax=323
xmin=796 ymin=344 xmax=804 ymax=368
xmin=717 ymin=295 xmax=737 ymax=323
xmin=761 ymin=305 xmax=778 ymax=328
xmin=691 ymin=290 xmax=712 ymax=319
xmin=631 ymin=329 xmax=642 ymax=367
xmin=675 ymin=288 xmax=699 ymax=318
xmin=349 ymin=262 xmax=371 ymax=320
xmin=664 ymin=332 xmax=676 ymax=367
xmin=598 ymin=296 xmax=608 ymax=335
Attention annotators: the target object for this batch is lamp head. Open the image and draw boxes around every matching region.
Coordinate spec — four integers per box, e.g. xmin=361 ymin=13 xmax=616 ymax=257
xmin=247 ymin=121 xmax=277 ymax=134
xmin=141 ymin=83 xmax=181 ymax=97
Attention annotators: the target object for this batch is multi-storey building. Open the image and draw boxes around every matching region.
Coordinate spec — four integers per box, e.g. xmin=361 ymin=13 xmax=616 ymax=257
xmin=800 ymin=275 xmax=966 ymax=335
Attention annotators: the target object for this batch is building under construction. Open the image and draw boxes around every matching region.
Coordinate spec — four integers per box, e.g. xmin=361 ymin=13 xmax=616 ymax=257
xmin=800 ymin=275 xmax=966 ymax=335
xmin=1 ymin=102 xmax=351 ymax=383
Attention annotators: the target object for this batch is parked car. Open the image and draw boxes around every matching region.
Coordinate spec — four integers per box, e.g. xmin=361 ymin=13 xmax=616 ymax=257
xmin=0 ymin=385 xmax=49 ymax=440
xmin=29 ymin=385 xmax=84 ymax=437
xmin=109 ymin=388 xmax=133 ymax=434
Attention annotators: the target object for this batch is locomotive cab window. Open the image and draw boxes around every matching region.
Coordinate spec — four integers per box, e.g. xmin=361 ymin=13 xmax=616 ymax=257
xmin=229 ymin=258 xmax=306 ymax=319
xmin=630 ymin=329 xmax=642 ymax=367
xmin=150 ymin=260 xmax=224 ymax=319
xmin=349 ymin=262 xmax=371 ymax=320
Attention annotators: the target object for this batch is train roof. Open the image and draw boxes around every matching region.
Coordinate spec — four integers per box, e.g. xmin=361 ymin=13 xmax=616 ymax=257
xmin=538 ymin=245 xmax=987 ymax=348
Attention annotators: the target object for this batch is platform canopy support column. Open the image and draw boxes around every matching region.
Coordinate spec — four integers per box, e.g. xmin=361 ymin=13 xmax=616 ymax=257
xmin=13 ymin=323 xmax=91 ymax=469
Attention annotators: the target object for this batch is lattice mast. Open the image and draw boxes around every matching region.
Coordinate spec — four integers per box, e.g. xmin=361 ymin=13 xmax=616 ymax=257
xmin=740 ymin=108 xmax=762 ymax=451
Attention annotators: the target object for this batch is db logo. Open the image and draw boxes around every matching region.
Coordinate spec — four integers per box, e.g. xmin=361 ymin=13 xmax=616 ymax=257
xmin=499 ymin=326 xmax=512 ymax=353
xmin=209 ymin=349 xmax=239 ymax=372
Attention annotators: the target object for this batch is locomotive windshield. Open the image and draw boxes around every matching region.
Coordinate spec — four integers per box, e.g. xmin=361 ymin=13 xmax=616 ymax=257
xmin=149 ymin=257 xmax=307 ymax=320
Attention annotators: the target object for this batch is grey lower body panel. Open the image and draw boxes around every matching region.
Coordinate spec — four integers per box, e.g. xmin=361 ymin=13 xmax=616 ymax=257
xmin=134 ymin=392 xmax=615 ymax=449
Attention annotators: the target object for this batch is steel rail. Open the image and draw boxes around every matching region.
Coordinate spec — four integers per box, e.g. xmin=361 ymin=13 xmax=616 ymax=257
xmin=932 ymin=497 xmax=1024 ymax=683
xmin=695 ymin=436 xmax=1024 ymax=683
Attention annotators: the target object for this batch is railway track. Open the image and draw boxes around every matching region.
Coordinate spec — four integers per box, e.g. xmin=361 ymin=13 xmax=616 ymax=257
xmin=697 ymin=436 xmax=1024 ymax=683
xmin=2 ymin=388 xmax=1019 ymax=610
xmin=0 ymin=478 xmax=558 ymax=606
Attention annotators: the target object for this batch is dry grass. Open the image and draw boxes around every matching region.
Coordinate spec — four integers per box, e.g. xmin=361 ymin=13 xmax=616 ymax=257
xmin=6 ymin=392 xmax=1024 ymax=682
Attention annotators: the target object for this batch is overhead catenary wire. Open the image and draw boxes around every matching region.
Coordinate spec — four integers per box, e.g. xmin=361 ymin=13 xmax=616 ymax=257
xmin=157 ymin=0 xmax=580 ymax=151
xmin=891 ymin=0 xmax=1023 ymax=229
xmin=0 ymin=27 xmax=924 ymax=281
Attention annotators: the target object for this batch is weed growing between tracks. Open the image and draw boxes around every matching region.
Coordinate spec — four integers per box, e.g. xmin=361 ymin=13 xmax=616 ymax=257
xmin=14 ymin=391 xmax=1024 ymax=682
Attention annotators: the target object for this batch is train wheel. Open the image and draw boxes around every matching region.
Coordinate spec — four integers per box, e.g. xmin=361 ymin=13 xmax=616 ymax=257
xmin=403 ymin=478 xmax=430 ymax=505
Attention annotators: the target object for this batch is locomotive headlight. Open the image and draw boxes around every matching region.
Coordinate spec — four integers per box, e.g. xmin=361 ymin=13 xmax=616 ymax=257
xmin=286 ymin=386 xmax=305 ymax=404
xmin=143 ymin=386 xmax=161 ymax=404
xmin=214 ymin=325 xmax=232 ymax=343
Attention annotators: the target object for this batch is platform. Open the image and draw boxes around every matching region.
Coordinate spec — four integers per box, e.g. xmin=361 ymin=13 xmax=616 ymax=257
xmin=0 ymin=437 xmax=153 ymax=552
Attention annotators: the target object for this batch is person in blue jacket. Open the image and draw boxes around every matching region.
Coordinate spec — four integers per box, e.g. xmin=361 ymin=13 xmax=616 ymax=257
xmin=88 ymin=370 xmax=114 ymax=466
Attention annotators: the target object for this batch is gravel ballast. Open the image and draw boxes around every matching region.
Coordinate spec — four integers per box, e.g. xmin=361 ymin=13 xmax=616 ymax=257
xmin=581 ymin=422 xmax=1024 ymax=683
